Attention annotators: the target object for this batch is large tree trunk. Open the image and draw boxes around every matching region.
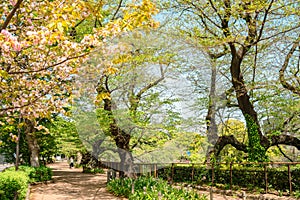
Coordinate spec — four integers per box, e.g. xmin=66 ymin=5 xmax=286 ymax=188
xmin=205 ymin=61 xmax=219 ymax=161
xmin=111 ymin=123 xmax=136 ymax=178
xmin=117 ymin=147 xmax=136 ymax=178
xmin=26 ymin=134 xmax=40 ymax=167
xmin=25 ymin=120 xmax=40 ymax=167
xmin=229 ymin=52 xmax=269 ymax=161
xmin=102 ymin=95 xmax=136 ymax=177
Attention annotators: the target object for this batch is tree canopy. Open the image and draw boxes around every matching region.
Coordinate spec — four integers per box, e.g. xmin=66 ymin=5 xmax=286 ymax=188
xmin=1 ymin=0 xmax=300 ymax=169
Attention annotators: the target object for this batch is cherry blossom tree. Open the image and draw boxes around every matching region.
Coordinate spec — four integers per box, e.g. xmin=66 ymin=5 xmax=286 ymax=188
xmin=0 ymin=0 xmax=159 ymax=167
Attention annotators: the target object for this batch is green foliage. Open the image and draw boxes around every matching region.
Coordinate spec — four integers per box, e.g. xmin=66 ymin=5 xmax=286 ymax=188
xmin=0 ymin=116 xmax=80 ymax=166
xmin=0 ymin=170 xmax=29 ymax=200
xmin=0 ymin=118 xmax=30 ymax=165
xmin=50 ymin=117 xmax=86 ymax=157
xmin=83 ymin=167 xmax=105 ymax=174
xmin=5 ymin=165 xmax=52 ymax=183
xmin=29 ymin=166 xmax=53 ymax=182
xmin=107 ymin=176 xmax=206 ymax=200
xmin=157 ymin=164 xmax=300 ymax=192
xmin=293 ymin=190 xmax=300 ymax=198
xmin=245 ymin=115 xmax=268 ymax=162
xmin=218 ymin=119 xmax=248 ymax=163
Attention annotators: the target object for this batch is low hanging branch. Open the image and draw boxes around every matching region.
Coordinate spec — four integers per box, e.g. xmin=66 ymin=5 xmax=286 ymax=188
xmin=211 ymin=133 xmax=300 ymax=158
xmin=268 ymin=134 xmax=300 ymax=150
xmin=213 ymin=135 xmax=248 ymax=156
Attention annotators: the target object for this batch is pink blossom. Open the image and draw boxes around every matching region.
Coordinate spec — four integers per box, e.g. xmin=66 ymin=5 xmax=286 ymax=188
xmin=9 ymin=0 xmax=16 ymax=6
xmin=27 ymin=18 xmax=33 ymax=24
xmin=1 ymin=29 xmax=12 ymax=38
xmin=12 ymin=42 xmax=22 ymax=51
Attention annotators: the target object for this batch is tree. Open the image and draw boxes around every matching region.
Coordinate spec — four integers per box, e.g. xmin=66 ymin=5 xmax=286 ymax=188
xmin=166 ymin=0 xmax=300 ymax=161
xmin=0 ymin=0 xmax=159 ymax=167
xmin=74 ymin=30 xmax=183 ymax=176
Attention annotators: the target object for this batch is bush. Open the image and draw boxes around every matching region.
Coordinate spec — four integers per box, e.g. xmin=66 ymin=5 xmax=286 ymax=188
xmin=83 ymin=167 xmax=105 ymax=174
xmin=29 ymin=166 xmax=53 ymax=182
xmin=0 ymin=170 xmax=29 ymax=200
xmin=107 ymin=176 xmax=207 ymax=200
xmin=156 ymin=164 xmax=300 ymax=192
xmin=5 ymin=165 xmax=52 ymax=183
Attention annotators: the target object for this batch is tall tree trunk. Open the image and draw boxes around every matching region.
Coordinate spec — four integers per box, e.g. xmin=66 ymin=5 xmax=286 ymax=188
xmin=230 ymin=54 xmax=268 ymax=161
xmin=205 ymin=61 xmax=219 ymax=161
xmin=15 ymin=116 xmax=22 ymax=171
xmin=25 ymin=120 xmax=40 ymax=167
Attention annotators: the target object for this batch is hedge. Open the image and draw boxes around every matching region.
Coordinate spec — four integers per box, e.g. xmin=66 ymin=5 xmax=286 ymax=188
xmin=156 ymin=164 xmax=300 ymax=191
xmin=0 ymin=165 xmax=52 ymax=200
xmin=0 ymin=171 xmax=29 ymax=200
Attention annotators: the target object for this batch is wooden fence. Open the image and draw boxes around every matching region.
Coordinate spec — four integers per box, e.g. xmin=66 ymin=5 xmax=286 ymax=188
xmin=100 ymin=161 xmax=300 ymax=195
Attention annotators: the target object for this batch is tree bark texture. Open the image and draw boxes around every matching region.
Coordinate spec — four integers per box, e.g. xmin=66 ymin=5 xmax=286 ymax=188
xmin=25 ymin=120 xmax=40 ymax=167
xmin=205 ymin=61 xmax=219 ymax=162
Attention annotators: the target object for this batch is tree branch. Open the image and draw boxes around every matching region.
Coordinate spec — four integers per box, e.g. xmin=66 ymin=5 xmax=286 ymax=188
xmin=129 ymin=64 xmax=166 ymax=112
xmin=1 ymin=0 xmax=23 ymax=31
xmin=8 ymin=53 xmax=88 ymax=74
xmin=112 ymin=0 xmax=123 ymax=20
xmin=268 ymin=134 xmax=300 ymax=150
xmin=276 ymin=145 xmax=293 ymax=162
xmin=136 ymin=64 xmax=166 ymax=99
xmin=0 ymin=86 xmax=54 ymax=114
xmin=255 ymin=0 xmax=274 ymax=44
xmin=279 ymin=35 xmax=300 ymax=96
xmin=213 ymin=135 xmax=248 ymax=156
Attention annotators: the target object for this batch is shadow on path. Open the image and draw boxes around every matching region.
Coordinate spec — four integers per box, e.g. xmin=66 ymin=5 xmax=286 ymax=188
xmin=30 ymin=161 xmax=126 ymax=200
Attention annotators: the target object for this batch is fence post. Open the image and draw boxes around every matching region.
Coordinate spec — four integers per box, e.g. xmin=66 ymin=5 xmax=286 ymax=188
xmin=171 ymin=163 xmax=175 ymax=182
xmin=264 ymin=164 xmax=268 ymax=194
xmin=154 ymin=164 xmax=157 ymax=178
xmin=210 ymin=162 xmax=214 ymax=200
xmin=288 ymin=164 xmax=292 ymax=195
xmin=212 ymin=163 xmax=215 ymax=186
xmin=191 ymin=164 xmax=194 ymax=182
xmin=230 ymin=162 xmax=233 ymax=190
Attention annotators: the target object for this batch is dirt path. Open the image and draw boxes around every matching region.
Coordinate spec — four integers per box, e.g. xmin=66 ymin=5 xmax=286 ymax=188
xmin=30 ymin=161 xmax=126 ymax=200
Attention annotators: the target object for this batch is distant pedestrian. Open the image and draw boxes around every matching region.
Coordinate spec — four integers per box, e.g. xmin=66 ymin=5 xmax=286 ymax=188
xmin=69 ymin=157 xmax=74 ymax=168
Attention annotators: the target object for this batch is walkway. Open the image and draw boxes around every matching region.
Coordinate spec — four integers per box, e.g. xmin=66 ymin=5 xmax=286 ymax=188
xmin=30 ymin=161 xmax=126 ymax=200
xmin=0 ymin=163 xmax=14 ymax=172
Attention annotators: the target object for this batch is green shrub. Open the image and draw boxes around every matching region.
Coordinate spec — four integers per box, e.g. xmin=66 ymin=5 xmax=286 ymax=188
xmin=157 ymin=164 xmax=300 ymax=192
xmin=29 ymin=166 xmax=53 ymax=182
xmin=0 ymin=170 xmax=29 ymax=200
xmin=107 ymin=176 xmax=207 ymax=200
xmin=5 ymin=165 xmax=52 ymax=183
xmin=83 ymin=167 xmax=105 ymax=174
